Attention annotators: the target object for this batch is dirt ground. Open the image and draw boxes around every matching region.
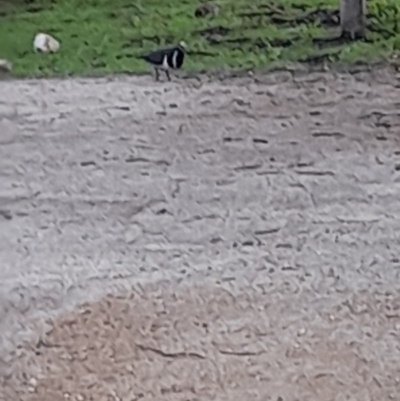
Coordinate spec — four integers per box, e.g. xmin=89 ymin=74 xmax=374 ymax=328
xmin=1 ymin=67 xmax=400 ymax=400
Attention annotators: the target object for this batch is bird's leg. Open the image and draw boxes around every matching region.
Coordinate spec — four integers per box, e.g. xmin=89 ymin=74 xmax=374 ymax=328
xmin=154 ymin=67 xmax=160 ymax=82
xmin=165 ymin=69 xmax=171 ymax=82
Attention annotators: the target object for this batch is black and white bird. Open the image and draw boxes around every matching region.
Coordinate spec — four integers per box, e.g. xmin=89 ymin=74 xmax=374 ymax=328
xmin=143 ymin=41 xmax=187 ymax=81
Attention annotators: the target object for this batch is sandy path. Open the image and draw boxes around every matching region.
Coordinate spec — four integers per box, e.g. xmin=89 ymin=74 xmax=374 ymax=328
xmin=1 ymin=68 xmax=400 ymax=399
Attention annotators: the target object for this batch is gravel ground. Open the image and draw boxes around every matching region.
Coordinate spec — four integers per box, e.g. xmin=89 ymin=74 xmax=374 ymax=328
xmin=1 ymin=68 xmax=400 ymax=400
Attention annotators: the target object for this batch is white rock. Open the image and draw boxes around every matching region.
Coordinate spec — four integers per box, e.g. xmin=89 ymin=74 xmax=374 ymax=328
xmin=28 ymin=377 xmax=38 ymax=387
xmin=33 ymin=33 xmax=60 ymax=54
xmin=0 ymin=59 xmax=12 ymax=73
xmin=297 ymin=328 xmax=306 ymax=336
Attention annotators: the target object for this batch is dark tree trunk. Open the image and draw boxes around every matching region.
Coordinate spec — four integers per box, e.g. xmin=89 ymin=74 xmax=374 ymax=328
xmin=340 ymin=0 xmax=367 ymax=39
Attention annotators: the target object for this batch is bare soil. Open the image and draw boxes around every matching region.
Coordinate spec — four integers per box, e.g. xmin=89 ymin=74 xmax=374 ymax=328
xmin=1 ymin=68 xmax=400 ymax=400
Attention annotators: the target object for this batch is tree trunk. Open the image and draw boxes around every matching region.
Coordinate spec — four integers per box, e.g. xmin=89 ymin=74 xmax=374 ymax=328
xmin=340 ymin=0 xmax=367 ymax=39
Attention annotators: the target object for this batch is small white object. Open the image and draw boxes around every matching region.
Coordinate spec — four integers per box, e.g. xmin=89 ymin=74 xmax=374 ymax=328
xmin=298 ymin=328 xmax=306 ymax=336
xmin=33 ymin=33 xmax=60 ymax=53
xmin=28 ymin=377 xmax=37 ymax=387
xmin=0 ymin=59 xmax=12 ymax=72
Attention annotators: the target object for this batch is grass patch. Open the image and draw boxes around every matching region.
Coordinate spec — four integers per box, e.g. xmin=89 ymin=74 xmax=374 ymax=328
xmin=0 ymin=0 xmax=400 ymax=77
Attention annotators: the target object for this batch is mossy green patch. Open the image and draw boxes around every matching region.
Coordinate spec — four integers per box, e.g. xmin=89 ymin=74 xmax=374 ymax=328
xmin=0 ymin=0 xmax=399 ymax=77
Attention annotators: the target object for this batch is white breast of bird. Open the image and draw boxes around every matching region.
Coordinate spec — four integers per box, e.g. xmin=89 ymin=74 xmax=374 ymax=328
xmin=161 ymin=55 xmax=170 ymax=70
xmin=172 ymin=50 xmax=179 ymax=69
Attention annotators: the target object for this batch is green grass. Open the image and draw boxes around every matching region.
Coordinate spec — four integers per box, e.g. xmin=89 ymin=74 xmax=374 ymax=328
xmin=0 ymin=0 xmax=400 ymax=77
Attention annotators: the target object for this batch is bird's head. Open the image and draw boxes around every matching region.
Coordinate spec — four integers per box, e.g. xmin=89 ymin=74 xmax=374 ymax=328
xmin=178 ymin=41 xmax=188 ymax=52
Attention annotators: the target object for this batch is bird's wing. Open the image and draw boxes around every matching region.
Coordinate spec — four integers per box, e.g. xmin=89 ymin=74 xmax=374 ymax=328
xmin=143 ymin=47 xmax=174 ymax=64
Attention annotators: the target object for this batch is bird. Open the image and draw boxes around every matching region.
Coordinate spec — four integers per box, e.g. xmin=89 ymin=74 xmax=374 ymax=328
xmin=142 ymin=41 xmax=187 ymax=82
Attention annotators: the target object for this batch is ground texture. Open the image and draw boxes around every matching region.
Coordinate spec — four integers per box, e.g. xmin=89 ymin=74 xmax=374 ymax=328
xmin=1 ymin=67 xmax=400 ymax=400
